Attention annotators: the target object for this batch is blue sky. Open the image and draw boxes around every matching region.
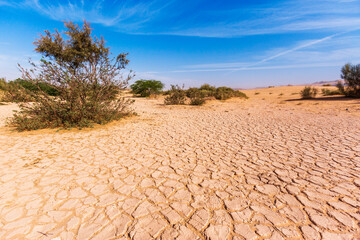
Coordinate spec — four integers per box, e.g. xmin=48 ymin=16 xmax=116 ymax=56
xmin=1 ymin=0 xmax=360 ymax=88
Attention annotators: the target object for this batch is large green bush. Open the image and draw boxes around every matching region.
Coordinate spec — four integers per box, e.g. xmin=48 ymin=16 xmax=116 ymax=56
xmin=130 ymin=79 xmax=164 ymax=97
xmin=337 ymin=63 xmax=360 ymax=97
xmin=8 ymin=21 xmax=134 ymax=131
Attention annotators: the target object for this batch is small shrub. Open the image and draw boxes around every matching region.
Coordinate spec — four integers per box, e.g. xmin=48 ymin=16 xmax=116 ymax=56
xmin=322 ymin=84 xmax=332 ymax=86
xmin=254 ymin=92 xmax=260 ymax=95
xmin=300 ymin=87 xmax=318 ymax=99
xmin=130 ymin=79 xmax=164 ymax=97
xmin=186 ymin=87 xmax=201 ymax=98
xmin=190 ymin=96 xmax=206 ymax=105
xmin=214 ymin=87 xmax=248 ymax=100
xmin=164 ymin=85 xmax=186 ymax=105
xmin=321 ymin=88 xmax=341 ymax=96
xmin=279 ymin=93 xmax=284 ymax=96
xmin=233 ymin=91 xmax=248 ymax=99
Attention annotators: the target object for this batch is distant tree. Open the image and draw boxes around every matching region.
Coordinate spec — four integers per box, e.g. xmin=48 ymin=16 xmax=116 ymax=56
xmin=130 ymin=79 xmax=164 ymax=97
xmin=9 ymin=20 xmax=134 ymax=131
xmin=337 ymin=63 xmax=360 ymax=97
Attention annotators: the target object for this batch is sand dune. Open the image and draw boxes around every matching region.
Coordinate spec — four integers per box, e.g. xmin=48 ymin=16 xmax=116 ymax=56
xmin=0 ymin=86 xmax=359 ymax=239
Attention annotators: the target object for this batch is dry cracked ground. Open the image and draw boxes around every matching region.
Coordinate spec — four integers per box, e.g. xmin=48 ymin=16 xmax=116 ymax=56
xmin=0 ymin=94 xmax=360 ymax=240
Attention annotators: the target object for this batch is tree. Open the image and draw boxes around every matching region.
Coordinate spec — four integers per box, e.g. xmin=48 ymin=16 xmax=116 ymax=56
xmin=338 ymin=63 xmax=360 ymax=97
xmin=130 ymin=79 xmax=164 ymax=97
xmin=9 ymin=20 xmax=134 ymax=131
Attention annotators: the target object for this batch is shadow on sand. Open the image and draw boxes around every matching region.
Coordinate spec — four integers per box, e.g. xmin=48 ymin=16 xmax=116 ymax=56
xmin=286 ymin=96 xmax=359 ymax=102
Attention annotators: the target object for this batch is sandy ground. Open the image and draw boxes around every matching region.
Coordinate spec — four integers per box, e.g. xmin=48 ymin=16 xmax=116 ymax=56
xmin=0 ymin=86 xmax=360 ymax=239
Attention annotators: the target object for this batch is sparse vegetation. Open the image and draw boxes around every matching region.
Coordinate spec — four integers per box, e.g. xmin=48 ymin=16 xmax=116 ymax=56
xmin=8 ymin=21 xmax=134 ymax=131
xmin=255 ymin=92 xmax=260 ymax=95
xmin=321 ymin=88 xmax=340 ymax=96
xmin=322 ymin=84 xmax=332 ymax=86
xmin=215 ymin=87 xmax=247 ymax=100
xmin=189 ymin=96 xmax=206 ymax=105
xmin=130 ymin=79 xmax=164 ymax=97
xmin=300 ymin=87 xmax=318 ymax=99
xmin=166 ymin=84 xmax=248 ymax=105
xmin=337 ymin=63 xmax=360 ymax=97
xmin=164 ymin=85 xmax=186 ymax=105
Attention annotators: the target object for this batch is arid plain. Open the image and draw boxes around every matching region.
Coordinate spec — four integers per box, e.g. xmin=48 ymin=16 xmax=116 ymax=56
xmin=0 ymin=86 xmax=360 ymax=239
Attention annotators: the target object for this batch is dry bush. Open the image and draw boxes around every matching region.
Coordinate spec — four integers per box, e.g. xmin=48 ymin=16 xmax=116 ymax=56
xmin=164 ymin=85 xmax=186 ymax=105
xmin=8 ymin=21 xmax=134 ymax=131
xmin=300 ymin=87 xmax=318 ymax=99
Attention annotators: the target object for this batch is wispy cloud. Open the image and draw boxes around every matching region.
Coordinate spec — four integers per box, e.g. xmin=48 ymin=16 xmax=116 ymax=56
xmin=169 ymin=30 xmax=360 ymax=73
xmin=2 ymin=0 xmax=176 ymax=30
xmin=2 ymin=0 xmax=360 ymax=37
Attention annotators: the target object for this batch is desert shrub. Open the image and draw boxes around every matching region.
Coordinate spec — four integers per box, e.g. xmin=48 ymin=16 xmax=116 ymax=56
xmin=321 ymin=88 xmax=341 ymax=96
xmin=300 ymin=87 xmax=318 ymax=99
xmin=164 ymin=85 xmax=186 ymax=105
xmin=233 ymin=91 xmax=248 ymax=99
xmin=10 ymin=78 xmax=60 ymax=97
xmin=8 ymin=21 xmax=134 ymax=131
xmin=336 ymin=80 xmax=346 ymax=95
xmin=199 ymin=84 xmax=216 ymax=92
xmin=186 ymin=87 xmax=200 ymax=98
xmin=322 ymin=84 xmax=332 ymax=86
xmin=190 ymin=96 xmax=206 ymax=105
xmin=187 ymin=88 xmax=206 ymax=105
xmin=130 ymin=79 xmax=164 ymax=97
xmin=214 ymin=87 xmax=234 ymax=100
xmin=214 ymin=87 xmax=247 ymax=100
xmin=0 ymin=78 xmax=8 ymax=91
xmin=337 ymin=63 xmax=360 ymax=97
xmin=254 ymin=92 xmax=260 ymax=95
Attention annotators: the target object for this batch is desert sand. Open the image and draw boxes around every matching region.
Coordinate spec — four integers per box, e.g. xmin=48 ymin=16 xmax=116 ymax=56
xmin=0 ymin=86 xmax=359 ymax=239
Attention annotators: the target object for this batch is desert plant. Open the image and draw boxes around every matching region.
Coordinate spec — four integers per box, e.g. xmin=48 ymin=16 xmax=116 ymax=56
xmin=321 ymin=88 xmax=341 ymax=96
xmin=190 ymin=96 xmax=206 ymax=105
xmin=214 ymin=87 xmax=247 ymax=100
xmin=164 ymin=85 xmax=186 ymax=105
xmin=336 ymin=80 xmax=345 ymax=95
xmin=130 ymin=79 xmax=164 ymax=97
xmin=322 ymin=84 xmax=332 ymax=86
xmin=214 ymin=87 xmax=234 ymax=100
xmin=0 ymin=78 xmax=8 ymax=91
xmin=300 ymin=87 xmax=318 ymax=99
xmin=199 ymin=84 xmax=216 ymax=92
xmin=8 ymin=20 xmax=134 ymax=131
xmin=338 ymin=63 xmax=360 ymax=97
